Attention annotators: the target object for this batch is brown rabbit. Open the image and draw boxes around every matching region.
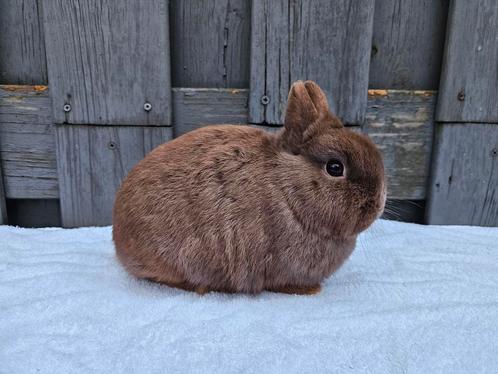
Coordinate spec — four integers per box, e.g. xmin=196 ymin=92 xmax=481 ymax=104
xmin=113 ymin=80 xmax=385 ymax=295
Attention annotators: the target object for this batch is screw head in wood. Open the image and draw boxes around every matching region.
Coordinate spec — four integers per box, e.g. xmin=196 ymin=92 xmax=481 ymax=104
xmin=63 ymin=103 xmax=71 ymax=112
xmin=107 ymin=141 xmax=117 ymax=150
xmin=143 ymin=102 xmax=152 ymax=111
xmin=261 ymin=95 xmax=270 ymax=105
xmin=457 ymin=90 xmax=465 ymax=101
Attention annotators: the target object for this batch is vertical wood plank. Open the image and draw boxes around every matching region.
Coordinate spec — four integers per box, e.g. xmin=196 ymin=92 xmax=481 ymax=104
xmin=436 ymin=0 xmax=498 ymax=122
xmin=426 ymin=124 xmax=497 ymax=226
xmin=369 ymin=0 xmax=449 ymax=90
xmin=56 ymin=126 xmax=173 ymax=227
xmin=0 ymin=0 xmax=47 ymax=84
xmin=249 ymin=0 xmax=289 ymax=124
xmin=250 ymin=0 xmax=375 ymax=125
xmin=170 ymin=0 xmax=251 ymax=88
xmin=42 ymin=0 xmax=171 ymax=126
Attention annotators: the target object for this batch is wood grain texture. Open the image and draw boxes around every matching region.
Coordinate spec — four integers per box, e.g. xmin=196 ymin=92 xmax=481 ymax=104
xmin=172 ymin=88 xmax=248 ymax=136
xmin=56 ymin=125 xmax=173 ymax=227
xmin=427 ymin=123 xmax=498 ymax=226
xmin=369 ymin=0 xmax=449 ymax=90
xmin=249 ymin=0 xmax=289 ymax=125
xmin=436 ymin=0 xmax=498 ymax=122
xmin=0 ymin=85 xmax=58 ymax=199
xmin=170 ymin=0 xmax=251 ymax=88
xmin=250 ymin=0 xmax=375 ymax=125
xmin=42 ymin=0 xmax=171 ymax=125
xmin=1 ymin=85 xmax=435 ymax=221
xmin=173 ymin=88 xmax=434 ymax=200
xmin=364 ymin=90 xmax=435 ymax=199
xmin=0 ymin=0 xmax=47 ymax=84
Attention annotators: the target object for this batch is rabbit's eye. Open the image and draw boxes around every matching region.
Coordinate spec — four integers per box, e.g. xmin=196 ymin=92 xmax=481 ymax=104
xmin=326 ymin=159 xmax=344 ymax=177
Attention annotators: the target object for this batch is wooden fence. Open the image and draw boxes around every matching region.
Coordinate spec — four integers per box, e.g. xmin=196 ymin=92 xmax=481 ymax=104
xmin=0 ymin=0 xmax=496 ymax=227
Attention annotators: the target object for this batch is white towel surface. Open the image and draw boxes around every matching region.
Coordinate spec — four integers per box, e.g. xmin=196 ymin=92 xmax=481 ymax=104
xmin=1 ymin=220 xmax=497 ymax=374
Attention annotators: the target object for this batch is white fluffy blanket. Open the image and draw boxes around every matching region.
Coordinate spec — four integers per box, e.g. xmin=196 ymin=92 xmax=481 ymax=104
xmin=1 ymin=220 xmax=497 ymax=373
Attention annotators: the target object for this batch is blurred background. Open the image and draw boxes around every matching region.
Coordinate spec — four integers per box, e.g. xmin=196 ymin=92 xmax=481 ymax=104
xmin=0 ymin=0 xmax=496 ymax=228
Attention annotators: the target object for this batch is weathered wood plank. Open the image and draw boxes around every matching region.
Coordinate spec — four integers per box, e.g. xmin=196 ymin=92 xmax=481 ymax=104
xmin=173 ymin=88 xmax=435 ymax=200
xmin=436 ymin=0 xmax=498 ymax=123
xmin=170 ymin=0 xmax=251 ymax=88
xmin=249 ymin=0 xmax=288 ymax=125
xmin=427 ymin=123 xmax=498 ymax=226
xmin=0 ymin=0 xmax=47 ymax=84
xmin=364 ymin=90 xmax=435 ymax=199
xmin=0 ymin=85 xmax=58 ymax=199
xmin=250 ymin=0 xmax=375 ymax=125
xmin=369 ymin=0 xmax=449 ymax=90
xmin=56 ymin=125 xmax=173 ymax=227
xmin=1 ymin=85 xmax=435 ymax=206
xmin=42 ymin=0 xmax=171 ymax=126
xmin=172 ymin=88 xmax=248 ymax=136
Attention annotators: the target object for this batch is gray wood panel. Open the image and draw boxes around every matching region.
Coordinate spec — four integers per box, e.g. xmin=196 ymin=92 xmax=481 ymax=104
xmin=436 ymin=0 xmax=498 ymax=123
xmin=250 ymin=0 xmax=375 ymax=125
xmin=170 ymin=0 xmax=251 ymax=88
xmin=0 ymin=0 xmax=47 ymax=84
xmin=56 ymin=125 xmax=173 ymax=227
xmin=364 ymin=90 xmax=435 ymax=200
xmin=1 ymin=85 xmax=435 ymax=209
xmin=173 ymin=88 xmax=434 ymax=200
xmin=369 ymin=0 xmax=449 ymax=90
xmin=173 ymin=88 xmax=248 ymax=136
xmin=0 ymin=85 xmax=58 ymax=199
xmin=42 ymin=0 xmax=171 ymax=126
xmin=427 ymin=123 xmax=498 ymax=226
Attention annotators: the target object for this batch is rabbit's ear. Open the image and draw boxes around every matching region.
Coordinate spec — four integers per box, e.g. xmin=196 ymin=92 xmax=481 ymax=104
xmin=282 ymin=81 xmax=341 ymax=152
xmin=303 ymin=80 xmax=342 ymax=128
xmin=303 ymin=80 xmax=330 ymax=117
xmin=284 ymin=81 xmax=319 ymax=134
xmin=282 ymin=81 xmax=319 ymax=151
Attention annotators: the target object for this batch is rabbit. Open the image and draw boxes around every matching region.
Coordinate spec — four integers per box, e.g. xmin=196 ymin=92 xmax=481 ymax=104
xmin=113 ymin=80 xmax=386 ymax=295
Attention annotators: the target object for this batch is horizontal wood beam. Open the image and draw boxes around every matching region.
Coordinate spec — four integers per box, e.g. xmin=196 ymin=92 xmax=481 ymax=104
xmin=364 ymin=90 xmax=435 ymax=199
xmin=1 ymin=85 xmax=435 ymax=201
xmin=0 ymin=85 xmax=58 ymax=198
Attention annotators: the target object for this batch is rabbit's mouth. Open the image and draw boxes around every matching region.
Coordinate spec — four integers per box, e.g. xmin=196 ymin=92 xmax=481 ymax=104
xmin=353 ymin=195 xmax=386 ymax=234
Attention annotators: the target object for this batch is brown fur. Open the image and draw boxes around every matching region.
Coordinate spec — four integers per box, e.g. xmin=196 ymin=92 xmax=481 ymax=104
xmin=113 ymin=81 xmax=386 ymax=295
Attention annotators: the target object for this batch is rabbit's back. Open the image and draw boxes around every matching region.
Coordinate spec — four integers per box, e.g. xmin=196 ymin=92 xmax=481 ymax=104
xmin=113 ymin=125 xmax=278 ymax=293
